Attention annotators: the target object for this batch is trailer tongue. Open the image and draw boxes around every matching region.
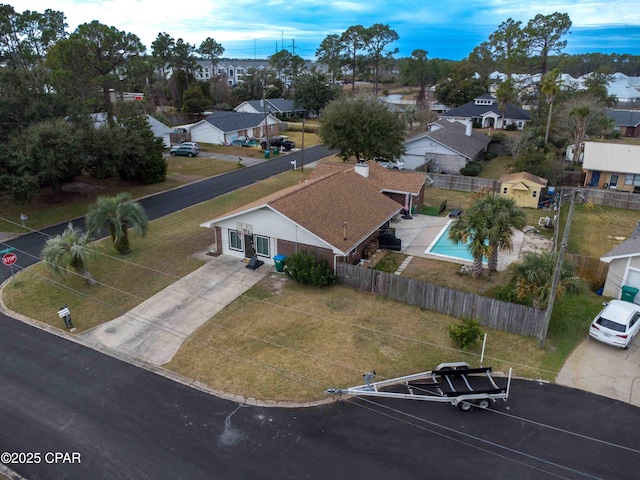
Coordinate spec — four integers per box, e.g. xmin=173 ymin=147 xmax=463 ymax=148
xmin=327 ymin=362 xmax=512 ymax=411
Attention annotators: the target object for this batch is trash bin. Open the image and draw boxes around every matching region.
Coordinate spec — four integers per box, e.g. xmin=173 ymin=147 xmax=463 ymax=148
xmin=621 ymin=285 xmax=639 ymax=303
xmin=264 ymin=149 xmax=270 ymax=159
xmin=273 ymin=254 xmax=286 ymax=272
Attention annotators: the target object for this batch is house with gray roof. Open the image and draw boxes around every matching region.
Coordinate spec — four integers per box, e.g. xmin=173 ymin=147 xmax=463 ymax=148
xmin=600 ymin=231 xmax=640 ymax=300
xmin=234 ymin=98 xmax=305 ymax=118
xmin=606 ymin=109 xmax=640 ymax=138
xmin=441 ymin=94 xmax=530 ymax=130
xmin=401 ymin=120 xmax=492 ymax=173
xmin=174 ymin=111 xmax=281 ymax=145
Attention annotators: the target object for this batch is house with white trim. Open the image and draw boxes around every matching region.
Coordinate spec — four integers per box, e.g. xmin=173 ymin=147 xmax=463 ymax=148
xmin=234 ymin=98 xmax=305 ymax=118
xmin=600 ymin=233 xmax=640 ymax=300
xmin=440 ymin=94 xmax=530 ymax=131
xmin=175 ymin=111 xmax=281 ymax=145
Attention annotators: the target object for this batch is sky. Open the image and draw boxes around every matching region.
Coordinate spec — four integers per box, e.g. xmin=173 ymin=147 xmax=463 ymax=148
xmin=15 ymin=0 xmax=640 ymax=61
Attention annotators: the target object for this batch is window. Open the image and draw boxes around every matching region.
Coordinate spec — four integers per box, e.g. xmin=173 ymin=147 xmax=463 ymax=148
xmin=624 ymin=174 xmax=640 ymax=186
xmin=532 ymin=190 xmax=537 ymax=198
xmin=229 ymin=230 xmax=243 ymax=251
xmin=255 ymin=235 xmax=270 ymax=257
xmin=503 ymin=187 xmax=508 ymax=194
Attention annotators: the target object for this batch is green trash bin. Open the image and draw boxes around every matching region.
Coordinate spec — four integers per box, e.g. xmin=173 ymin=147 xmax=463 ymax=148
xmin=272 ymin=147 xmax=280 ymax=156
xmin=264 ymin=149 xmax=270 ymax=159
xmin=273 ymin=254 xmax=286 ymax=272
xmin=621 ymin=285 xmax=639 ymax=303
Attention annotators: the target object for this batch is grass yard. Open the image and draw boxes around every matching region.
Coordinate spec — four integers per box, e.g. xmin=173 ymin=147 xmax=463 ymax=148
xmin=2 ymin=171 xmax=310 ymax=332
xmin=165 ymin=274 xmax=550 ymax=402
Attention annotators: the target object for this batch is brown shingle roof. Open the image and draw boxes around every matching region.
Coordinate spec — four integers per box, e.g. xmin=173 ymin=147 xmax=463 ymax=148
xmin=204 ymin=169 xmax=402 ymax=253
xmin=311 ymin=161 xmax=427 ymax=195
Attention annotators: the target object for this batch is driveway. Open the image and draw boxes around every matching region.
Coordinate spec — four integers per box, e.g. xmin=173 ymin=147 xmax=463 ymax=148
xmin=556 ymin=334 xmax=640 ymax=407
xmin=78 ymin=254 xmax=270 ymax=365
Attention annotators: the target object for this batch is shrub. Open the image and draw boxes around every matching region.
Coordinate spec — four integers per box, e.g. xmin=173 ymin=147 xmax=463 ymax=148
xmin=460 ymin=161 xmax=482 ymax=176
xmin=447 ymin=316 xmax=482 ymax=350
xmin=490 ymin=132 xmax=507 ymax=144
xmin=483 ymin=151 xmax=497 ymax=161
xmin=283 ymin=250 xmax=336 ymax=287
xmin=488 ymin=284 xmax=531 ymax=306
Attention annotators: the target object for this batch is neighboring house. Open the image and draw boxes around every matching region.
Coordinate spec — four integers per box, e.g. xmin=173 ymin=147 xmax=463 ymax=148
xmin=440 ymin=94 xmax=531 ymax=131
xmin=200 ymin=164 xmax=405 ymax=271
xmin=174 ymin=111 xmax=281 ymax=145
xmin=498 ymin=172 xmax=548 ymax=208
xmin=310 ymin=161 xmax=428 ymax=213
xmin=87 ymin=113 xmax=172 ymax=147
xmin=600 ymin=233 xmax=640 ymax=300
xmin=606 ymin=109 xmax=640 ymax=138
xmin=234 ymin=98 xmax=305 ymax=118
xmin=401 ymin=120 xmax=492 ymax=173
xmin=582 ymin=142 xmax=640 ymax=191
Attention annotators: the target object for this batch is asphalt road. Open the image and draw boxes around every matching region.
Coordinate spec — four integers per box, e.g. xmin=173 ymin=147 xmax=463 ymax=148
xmin=1 ymin=144 xmax=639 ymax=479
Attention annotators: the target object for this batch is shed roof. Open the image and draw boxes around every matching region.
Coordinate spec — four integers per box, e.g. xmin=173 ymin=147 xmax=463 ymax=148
xmin=583 ymin=142 xmax=640 ymax=174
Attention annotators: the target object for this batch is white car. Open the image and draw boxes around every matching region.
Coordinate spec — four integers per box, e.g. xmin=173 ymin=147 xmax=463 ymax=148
xmin=376 ymin=159 xmax=405 ymax=170
xmin=589 ymin=300 xmax=640 ymax=349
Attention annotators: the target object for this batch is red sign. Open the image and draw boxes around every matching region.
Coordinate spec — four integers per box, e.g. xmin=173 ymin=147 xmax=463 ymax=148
xmin=2 ymin=253 xmax=17 ymax=266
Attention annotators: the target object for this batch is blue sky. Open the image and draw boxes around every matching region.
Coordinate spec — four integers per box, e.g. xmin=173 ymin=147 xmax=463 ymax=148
xmin=18 ymin=0 xmax=640 ymax=61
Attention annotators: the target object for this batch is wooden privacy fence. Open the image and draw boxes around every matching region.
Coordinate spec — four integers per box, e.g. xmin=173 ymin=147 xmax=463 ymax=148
xmin=337 ymin=264 xmax=545 ymax=337
xmin=566 ymin=253 xmax=609 ymax=288
xmin=426 ymin=173 xmax=500 ymax=192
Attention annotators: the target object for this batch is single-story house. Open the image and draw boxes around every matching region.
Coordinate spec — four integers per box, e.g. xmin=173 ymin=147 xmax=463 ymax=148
xmin=310 ymin=160 xmax=428 ymax=213
xmin=87 ymin=113 xmax=172 ymax=147
xmin=401 ymin=120 xmax=492 ymax=173
xmin=234 ymin=98 xmax=306 ymax=118
xmin=440 ymin=94 xmax=531 ymax=131
xmin=606 ymin=109 xmax=640 ymax=138
xmin=498 ymin=172 xmax=548 ymax=208
xmin=600 ymin=233 xmax=640 ymax=300
xmin=582 ymin=142 xmax=640 ymax=192
xmin=175 ymin=111 xmax=281 ymax=145
xmin=200 ymin=162 xmax=429 ymax=271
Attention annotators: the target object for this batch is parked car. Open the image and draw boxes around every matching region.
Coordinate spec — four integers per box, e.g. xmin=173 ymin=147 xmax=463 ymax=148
xmin=170 ymin=144 xmax=199 ymax=157
xmin=376 ymin=159 xmax=405 ymax=170
xmin=589 ymin=299 xmax=640 ymax=349
xmin=177 ymin=141 xmax=200 ymax=151
xmin=260 ymin=137 xmax=295 ymax=151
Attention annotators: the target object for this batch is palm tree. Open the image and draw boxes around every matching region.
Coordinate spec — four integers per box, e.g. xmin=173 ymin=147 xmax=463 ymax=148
xmin=478 ymin=195 xmax=526 ymax=272
xmin=506 ymin=251 xmax=585 ymax=309
xmin=42 ymin=223 xmax=96 ymax=284
xmin=448 ymin=208 xmax=491 ymax=278
xmin=541 ymin=68 xmax=561 ymax=145
xmin=86 ymin=192 xmax=148 ymax=254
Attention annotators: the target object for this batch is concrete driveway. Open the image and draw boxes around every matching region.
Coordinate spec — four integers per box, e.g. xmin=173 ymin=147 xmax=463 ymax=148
xmin=79 ymin=254 xmax=270 ymax=365
xmin=556 ymin=334 xmax=640 ymax=407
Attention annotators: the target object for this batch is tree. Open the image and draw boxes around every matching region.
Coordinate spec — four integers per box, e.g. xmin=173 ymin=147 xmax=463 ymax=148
xmin=506 ymin=251 xmax=585 ymax=309
xmin=495 ymin=78 xmax=517 ymax=126
xmin=316 ymin=34 xmax=343 ymax=82
xmin=169 ymin=38 xmax=199 ymax=90
xmin=182 ymin=84 xmax=210 ymax=113
xmin=151 ymin=32 xmax=175 ymax=83
xmin=448 ymin=207 xmax=491 ymax=278
xmin=42 ymin=223 xmax=96 ymax=284
xmin=340 ymin=25 xmax=368 ymax=94
xmin=86 ymin=192 xmax=148 ymax=254
xmin=198 ymin=37 xmax=224 ymax=80
xmin=399 ymin=49 xmax=434 ymax=116
xmin=365 ymin=23 xmax=399 ymax=96
xmin=541 ymin=68 xmax=562 ymax=144
xmin=47 ymin=21 xmax=145 ymax=120
xmin=559 ymin=93 xmax=607 ymax=165
xmin=476 ymin=195 xmax=526 ymax=272
xmin=318 ymin=97 xmax=405 ymax=162
xmin=486 ymin=18 xmax=526 ymax=78
xmin=0 ymin=5 xmax=67 ymax=68
xmin=293 ymin=72 xmax=341 ymax=116
xmin=434 ymin=61 xmax=487 ymax=107
xmin=523 ymin=12 xmax=572 ymax=75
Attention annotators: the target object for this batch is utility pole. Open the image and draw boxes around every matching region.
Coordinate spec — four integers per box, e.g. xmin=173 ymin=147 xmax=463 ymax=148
xmin=539 ymin=190 xmax=578 ymax=349
xmin=552 ymin=188 xmax=563 ymax=251
xmin=300 ymin=113 xmax=305 ymax=172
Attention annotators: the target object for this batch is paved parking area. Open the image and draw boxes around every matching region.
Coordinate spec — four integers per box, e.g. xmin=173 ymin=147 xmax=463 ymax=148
xmin=556 ymin=335 xmax=640 ymax=407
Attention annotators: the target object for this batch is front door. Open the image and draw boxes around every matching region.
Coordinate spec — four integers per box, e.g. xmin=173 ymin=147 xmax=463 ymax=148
xmin=244 ymin=234 xmax=255 ymax=258
xmin=609 ymin=174 xmax=619 ymax=189
xmin=589 ymin=171 xmax=601 ymax=187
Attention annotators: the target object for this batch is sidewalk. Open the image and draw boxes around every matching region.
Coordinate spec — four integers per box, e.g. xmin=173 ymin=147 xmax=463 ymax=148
xmin=78 ymin=254 xmax=270 ymax=365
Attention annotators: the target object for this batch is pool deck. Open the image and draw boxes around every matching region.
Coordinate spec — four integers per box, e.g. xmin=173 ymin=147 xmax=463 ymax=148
xmin=391 ymin=214 xmax=523 ymax=271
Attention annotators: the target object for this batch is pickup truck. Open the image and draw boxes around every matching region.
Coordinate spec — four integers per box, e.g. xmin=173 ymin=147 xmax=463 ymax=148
xmin=260 ymin=137 xmax=296 ymax=151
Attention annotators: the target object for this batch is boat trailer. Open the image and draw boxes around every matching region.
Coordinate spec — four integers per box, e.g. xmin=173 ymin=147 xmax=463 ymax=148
xmin=326 ymin=362 xmax=512 ymax=411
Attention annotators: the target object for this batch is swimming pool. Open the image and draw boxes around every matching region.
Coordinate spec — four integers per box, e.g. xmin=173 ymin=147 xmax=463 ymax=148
xmin=425 ymin=220 xmax=482 ymax=263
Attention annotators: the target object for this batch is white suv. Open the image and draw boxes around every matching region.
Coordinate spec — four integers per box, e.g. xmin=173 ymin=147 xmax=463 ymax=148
xmin=589 ymin=299 xmax=640 ymax=348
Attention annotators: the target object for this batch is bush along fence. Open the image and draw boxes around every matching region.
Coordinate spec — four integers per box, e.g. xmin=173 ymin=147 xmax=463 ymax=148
xmin=337 ymin=263 xmax=545 ymax=337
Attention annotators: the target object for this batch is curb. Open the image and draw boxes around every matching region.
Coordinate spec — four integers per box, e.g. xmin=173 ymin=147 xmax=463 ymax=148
xmin=0 ymin=278 xmax=333 ymax=410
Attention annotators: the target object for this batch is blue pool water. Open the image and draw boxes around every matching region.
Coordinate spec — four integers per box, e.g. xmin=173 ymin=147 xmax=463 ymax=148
xmin=426 ymin=221 xmax=475 ymax=262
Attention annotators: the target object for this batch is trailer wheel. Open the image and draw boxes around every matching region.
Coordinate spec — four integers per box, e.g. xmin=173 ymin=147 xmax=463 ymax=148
xmin=457 ymin=401 xmax=473 ymax=412
xmin=476 ymin=399 xmax=490 ymax=409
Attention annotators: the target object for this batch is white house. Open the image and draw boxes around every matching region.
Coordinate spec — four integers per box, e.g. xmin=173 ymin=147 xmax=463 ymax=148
xmin=175 ymin=111 xmax=281 ymax=145
xmin=600 ymin=232 xmax=640 ymax=300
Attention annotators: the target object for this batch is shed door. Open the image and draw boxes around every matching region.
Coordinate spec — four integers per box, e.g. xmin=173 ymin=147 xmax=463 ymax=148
xmin=589 ymin=171 xmax=601 ymax=187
